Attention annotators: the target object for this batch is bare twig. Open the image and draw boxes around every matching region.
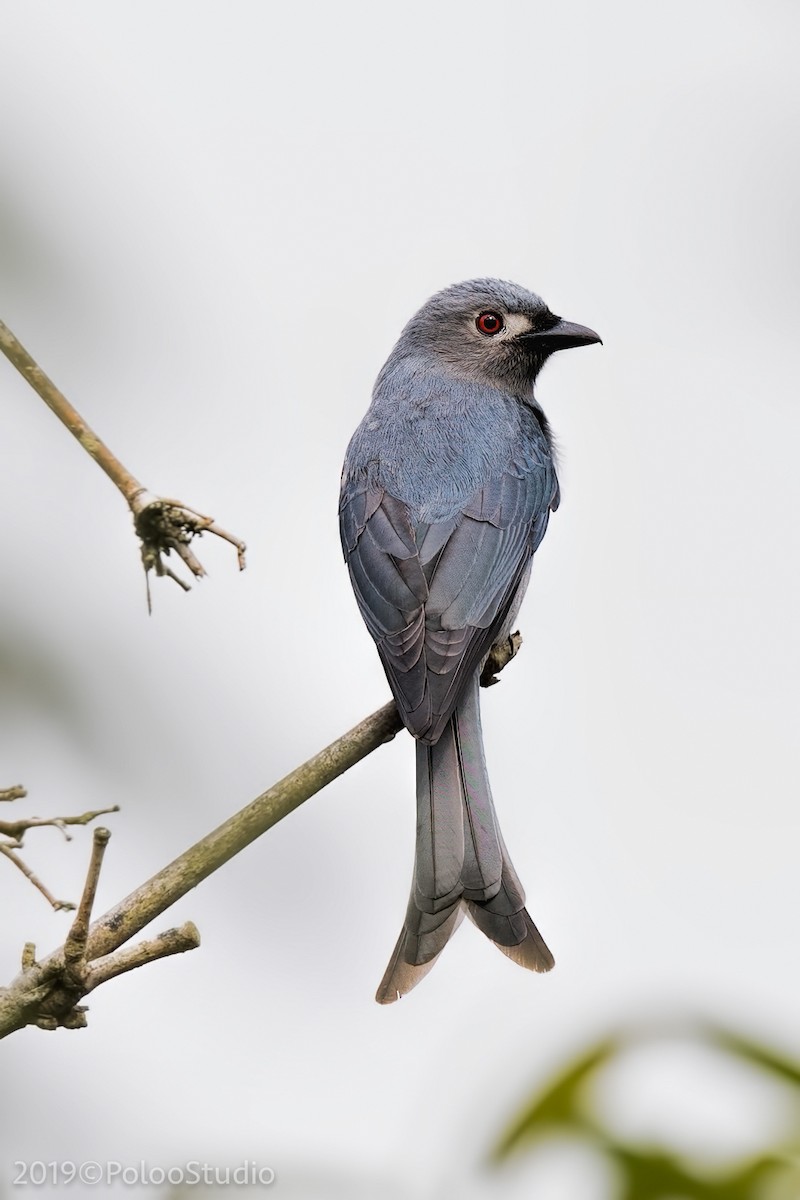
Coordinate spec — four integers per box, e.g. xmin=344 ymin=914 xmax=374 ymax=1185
xmin=132 ymin=495 xmax=247 ymax=612
xmin=0 ymin=318 xmax=246 ymax=599
xmin=84 ymin=700 xmax=405 ymax=968
xmin=0 ymin=786 xmax=27 ymax=803
xmin=0 ymin=843 xmax=76 ymax=911
xmin=85 ymin=923 xmax=201 ymax=991
xmin=0 ymin=634 xmax=521 ymax=1037
xmin=0 ymin=804 xmax=121 ymax=844
xmin=64 ymin=828 xmax=111 ymax=973
xmin=5 ymin=831 xmax=201 ymax=1031
xmin=0 ymin=700 xmax=402 ymax=1036
xmin=0 ymin=785 xmax=119 ymax=910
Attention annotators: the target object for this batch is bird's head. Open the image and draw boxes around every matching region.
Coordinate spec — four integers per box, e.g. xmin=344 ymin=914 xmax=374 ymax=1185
xmin=397 ymin=278 xmax=601 ymax=392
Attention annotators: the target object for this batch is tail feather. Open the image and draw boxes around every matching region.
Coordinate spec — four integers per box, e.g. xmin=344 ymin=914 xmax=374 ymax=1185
xmin=466 ymin=842 xmax=554 ymax=968
xmin=375 ymin=903 xmax=464 ymax=1005
xmin=454 ymin=683 xmax=503 ymax=902
xmin=377 ymin=673 xmax=554 ymax=1002
xmin=466 ymin=900 xmax=554 ymax=970
xmin=414 ymin=737 xmax=465 ymax=912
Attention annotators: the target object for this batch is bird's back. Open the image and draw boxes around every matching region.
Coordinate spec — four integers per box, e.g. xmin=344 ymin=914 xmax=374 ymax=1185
xmin=340 ymin=359 xmax=558 ymax=742
xmin=342 ymin=355 xmax=555 ymax=525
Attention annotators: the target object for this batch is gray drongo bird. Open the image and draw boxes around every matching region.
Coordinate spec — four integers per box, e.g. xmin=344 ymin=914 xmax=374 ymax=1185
xmin=339 ymin=279 xmax=600 ymax=1003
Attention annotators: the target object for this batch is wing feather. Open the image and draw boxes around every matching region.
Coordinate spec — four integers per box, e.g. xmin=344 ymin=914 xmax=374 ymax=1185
xmin=340 ymin=446 xmax=557 ymax=743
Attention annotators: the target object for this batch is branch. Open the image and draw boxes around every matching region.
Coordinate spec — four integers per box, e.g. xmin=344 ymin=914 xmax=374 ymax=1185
xmin=0 ymin=785 xmax=27 ymax=803
xmin=0 ymin=784 xmax=119 ymax=911
xmin=0 ymin=844 xmax=76 ymax=913
xmin=0 ymin=318 xmax=246 ymax=603
xmin=0 ymin=700 xmax=402 ymax=1037
xmin=0 ymin=634 xmax=522 ymax=1037
xmin=10 ymin=828 xmax=201 ymax=1031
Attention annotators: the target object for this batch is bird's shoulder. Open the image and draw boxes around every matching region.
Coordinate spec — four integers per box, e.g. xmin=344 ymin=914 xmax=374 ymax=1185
xmin=341 ymin=362 xmax=556 ymax=528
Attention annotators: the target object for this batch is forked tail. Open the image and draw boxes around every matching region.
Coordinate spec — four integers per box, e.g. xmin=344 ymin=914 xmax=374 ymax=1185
xmin=376 ymin=673 xmax=554 ymax=1003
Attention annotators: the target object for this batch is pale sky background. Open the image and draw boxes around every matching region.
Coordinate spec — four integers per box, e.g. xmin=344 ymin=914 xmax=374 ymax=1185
xmin=0 ymin=2 xmax=799 ymax=1197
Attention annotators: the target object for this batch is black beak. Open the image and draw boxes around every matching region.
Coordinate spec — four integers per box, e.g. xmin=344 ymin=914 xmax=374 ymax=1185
xmin=519 ymin=317 xmax=602 ymax=352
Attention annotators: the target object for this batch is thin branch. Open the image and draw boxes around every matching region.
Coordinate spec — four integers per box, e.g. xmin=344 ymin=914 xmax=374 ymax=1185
xmin=64 ymin=827 xmax=111 ymax=973
xmin=4 ymin=831 xmax=201 ymax=1032
xmin=0 ymin=700 xmax=402 ymax=1036
xmin=0 ymin=320 xmax=143 ymax=497
xmin=0 ymin=634 xmax=521 ymax=1037
xmin=0 ymin=785 xmax=119 ymax=909
xmin=0 ymin=804 xmax=120 ymax=844
xmin=84 ymin=923 xmax=201 ymax=991
xmin=0 ymin=317 xmax=246 ymax=597
xmin=0 ymin=843 xmax=76 ymax=911
xmin=0 ymin=785 xmax=28 ymax=803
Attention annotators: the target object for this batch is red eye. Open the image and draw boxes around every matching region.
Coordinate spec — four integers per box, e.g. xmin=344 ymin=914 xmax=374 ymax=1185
xmin=476 ymin=311 xmax=504 ymax=335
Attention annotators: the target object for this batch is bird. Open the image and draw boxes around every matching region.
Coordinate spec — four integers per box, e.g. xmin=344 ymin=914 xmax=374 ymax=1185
xmin=339 ymin=278 xmax=600 ymax=1003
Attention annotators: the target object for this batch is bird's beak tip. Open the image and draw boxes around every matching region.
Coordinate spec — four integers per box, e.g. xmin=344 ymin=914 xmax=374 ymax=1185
xmin=558 ymin=320 xmax=602 ymax=348
xmin=538 ymin=319 xmax=602 ymax=351
xmin=518 ymin=317 xmax=601 ymax=351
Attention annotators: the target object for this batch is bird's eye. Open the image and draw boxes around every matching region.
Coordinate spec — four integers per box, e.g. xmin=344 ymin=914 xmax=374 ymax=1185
xmin=476 ymin=311 xmax=504 ymax=336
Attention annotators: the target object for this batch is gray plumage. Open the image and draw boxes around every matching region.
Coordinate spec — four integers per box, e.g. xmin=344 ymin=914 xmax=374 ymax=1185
xmin=339 ymin=278 xmax=600 ymax=1003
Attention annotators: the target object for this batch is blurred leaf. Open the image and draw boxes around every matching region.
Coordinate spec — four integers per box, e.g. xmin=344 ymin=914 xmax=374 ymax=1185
xmin=491 ymin=1037 xmax=618 ymax=1160
xmin=492 ymin=1022 xmax=800 ymax=1199
xmin=707 ymin=1026 xmax=800 ymax=1091
xmin=615 ymin=1145 xmax=782 ymax=1200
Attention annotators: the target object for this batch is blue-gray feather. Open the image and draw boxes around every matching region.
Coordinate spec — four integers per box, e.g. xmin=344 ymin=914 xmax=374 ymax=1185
xmin=340 ymin=279 xmax=598 ymax=1002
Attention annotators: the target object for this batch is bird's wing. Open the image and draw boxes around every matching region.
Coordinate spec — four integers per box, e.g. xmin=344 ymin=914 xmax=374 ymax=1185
xmin=340 ymin=441 xmax=557 ymax=743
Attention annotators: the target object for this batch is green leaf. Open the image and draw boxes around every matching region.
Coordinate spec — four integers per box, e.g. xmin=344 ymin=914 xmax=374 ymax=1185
xmin=491 ymin=1037 xmax=618 ymax=1161
xmin=706 ymin=1025 xmax=800 ymax=1092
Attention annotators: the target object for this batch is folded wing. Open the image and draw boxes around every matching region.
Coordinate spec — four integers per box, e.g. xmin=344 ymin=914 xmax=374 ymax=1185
xmin=340 ymin=442 xmax=557 ymax=743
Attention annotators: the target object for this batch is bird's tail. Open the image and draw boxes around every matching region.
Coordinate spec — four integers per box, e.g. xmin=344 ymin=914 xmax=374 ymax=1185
xmin=375 ymin=673 xmax=554 ymax=1004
